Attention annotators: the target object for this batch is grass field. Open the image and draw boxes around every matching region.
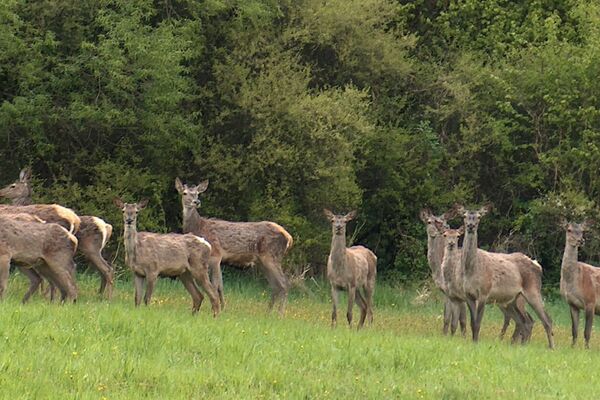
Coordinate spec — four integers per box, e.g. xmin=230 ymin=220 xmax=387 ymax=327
xmin=1 ymin=271 xmax=599 ymax=399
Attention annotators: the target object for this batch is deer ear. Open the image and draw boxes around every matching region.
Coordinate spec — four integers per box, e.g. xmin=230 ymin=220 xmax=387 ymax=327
xmin=442 ymin=205 xmax=459 ymax=221
xmin=457 ymin=225 xmax=465 ymax=235
xmin=323 ymin=209 xmax=335 ymax=221
xmin=454 ymin=204 xmax=466 ymax=216
xmin=559 ymin=217 xmax=569 ymax=229
xmin=433 ymin=219 xmax=445 ymax=232
xmin=197 ymin=179 xmax=209 ymax=193
xmin=19 ymin=167 xmax=31 ymax=182
xmin=583 ymin=218 xmax=595 ymax=231
xmin=419 ymin=208 xmax=431 ymax=223
xmin=113 ymin=197 xmax=125 ymax=209
xmin=344 ymin=210 xmax=357 ymax=222
xmin=137 ymin=198 xmax=149 ymax=209
xmin=175 ymin=177 xmax=185 ymax=194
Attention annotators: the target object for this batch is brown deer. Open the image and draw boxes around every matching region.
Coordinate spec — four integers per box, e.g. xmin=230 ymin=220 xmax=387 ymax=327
xmin=420 ymin=209 xmax=467 ymax=336
xmin=114 ymin=198 xmax=220 ymax=316
xmin=0 ymin=168 xmax=114 ymax=298
xmin=458 ymin=204 xmax=554 ymax=348
xmin=559 ymin=219 xmax=600 ymax=348
xmin=175 ymin=178 xmax=293 ymax=314
xmin=0 ymin=213 xmax=78 ymax=302
xmin=324 ymin=209 xmax=376 ymax=329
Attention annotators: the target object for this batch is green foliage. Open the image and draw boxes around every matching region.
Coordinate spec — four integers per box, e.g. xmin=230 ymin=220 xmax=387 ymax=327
xmin=2 ymin=0 xmax=600 ymax=283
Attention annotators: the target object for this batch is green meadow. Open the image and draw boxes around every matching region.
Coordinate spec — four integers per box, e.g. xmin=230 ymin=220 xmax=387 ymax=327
xmin=0 ymin=273 xmax=598 ymax=399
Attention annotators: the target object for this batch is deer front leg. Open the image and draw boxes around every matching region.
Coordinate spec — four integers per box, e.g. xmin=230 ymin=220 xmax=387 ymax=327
xmin=0 ymin=255 xmax=10 ymax=299
xmin=584 ymin=305 xmax=594 ymax=349
xmin=570 ymin=304 xmax=580 ymax=347
xmin=347 ymin=285 xmax=356 ymax=328
xmin=331 ymin=285 xmax=339 ymax=328
xmin=209 ymin=256 xmax=224 ymax=310
xmin=133 ymin=274 xmax=145 ymax=307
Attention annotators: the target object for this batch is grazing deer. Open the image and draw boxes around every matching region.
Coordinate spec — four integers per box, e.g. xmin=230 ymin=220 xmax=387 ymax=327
xmin=114 ymin=198 xmax=220 ymax=316
xmin=559 ymin=219 xmax=600 ymax=348
xmin=458 ymin=204 xmax=554 ymax=348
xmin=0 ymin=213 xmax=78 ymax=302
xmin=0 ymin=168 xmax=114 ymax=298
xmin=420 ymin=209 xmax=467 ymax=336
xmin=324 ymin=209 xmax=376 ymax=329
xmin=175 ymin=178 xmax=293 ymax=314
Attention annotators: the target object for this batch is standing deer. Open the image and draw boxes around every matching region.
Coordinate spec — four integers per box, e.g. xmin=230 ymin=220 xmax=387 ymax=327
xmin=420 ymin=209 xmax=467 ymax=336
xmin=0 ymin=168 xmax=114 ymax=298
xmin=559 ymin=219 xmax=600 ymax=348
xmin=0 ymin=213 xmax=78 ymax=302
xmin=324 ymin=209 xmax=377 ymax=329
xmin=114 ymin=198 xmax=219 ymax=316
xmin=458 ymin=204 xmax=554 ymax=348
xmin=175 ymin=178 xmax=293 ymax=314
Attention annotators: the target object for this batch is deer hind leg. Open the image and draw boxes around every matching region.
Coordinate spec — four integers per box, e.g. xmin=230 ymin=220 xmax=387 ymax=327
xmin=179 ymin=271 xmax=204 ymax=314
xmin=259 ymin=256 xmax=289 ymax=316
xmin=0 ymin=254 xmax=10 ymax=299
xmin=190 ymin=263 xmax=220 ymax=317
xmin=18 ymin=266 xmax=43 ymax=303
xmin=521 ymin=286 xmax=554 ymax=349
xmin=133 ymin=274 xmax=145 ymax=307
xmin=144 ymin=273 xmax=158 ymax=306
xmin=346 ymin=285 xmax=356 ymax=328
xmin=80 ymin=246 xmax=114 ymax=300
xmin=569 ymin=304 xmax=580 ymax=347
xmin=355 ymin=289 xmax=368 ymax=329
xmin=584 ymin=305 xmax=594 ymax=349
xmin=38 ymin=261 xmax=77 ymax=303
xmin=208 ymin=256 xmax=225 ymax=310
xmin=364 ymin=282 xmax=375 ymax=326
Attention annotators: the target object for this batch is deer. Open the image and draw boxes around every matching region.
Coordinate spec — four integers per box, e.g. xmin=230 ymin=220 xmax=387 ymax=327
xmin=559 ymin=219 xmax=600 ymax=348
xmin=175 ymin=178 xmax=293 ymax=314
xmin=458 ymin=204 xmax=554 ymax=348
xmin=420 ymin=208 xmax=467 ymax=336
xmin=0 ymin=213 xmax=78 ymax=302
xmin=323 ymin=209 xmax=377 ymax=329
xmin=114 ymin=198 xmax=220 ymax=316
xmin=0 ymin=168 xmax=114 ymax=298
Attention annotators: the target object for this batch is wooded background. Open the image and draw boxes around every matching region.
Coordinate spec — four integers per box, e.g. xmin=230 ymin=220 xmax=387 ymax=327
xmin=2 ymin=0 xmax=600 ymax=284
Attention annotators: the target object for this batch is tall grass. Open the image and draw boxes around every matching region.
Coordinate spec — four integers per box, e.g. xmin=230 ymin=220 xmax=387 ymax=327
xmin=0 ymin=271 xmax=597 ymax=399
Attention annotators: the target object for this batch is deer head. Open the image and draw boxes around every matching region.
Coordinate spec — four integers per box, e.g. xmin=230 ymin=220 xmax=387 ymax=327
xmin=457 ymin=204 xmax=493 ymax=234
xmin=0 ymin=167 xmax=32 ymax=202
xmin=175 ymin=177 xmax=209 ymax=210
xmin=324 ymin=209 xmax=356 ymax=236
xmin=562 ymin=219 xmax=593 ymax=248
xmin=113 ymin=198 xmax=149 ymax=226
xmin=442 ymin=226 xmax=465 ymax=251
xmin=420 ymin=208 xmax=455 ymax=238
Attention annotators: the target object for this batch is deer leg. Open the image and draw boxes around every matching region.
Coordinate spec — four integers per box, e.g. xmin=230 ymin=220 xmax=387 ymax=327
xmin=133 ymin=274 xmax=145 ymax=307
xmin=584 ymin=305 xmax=594 ymax=349
xmin=179 ymin=271 xmax=204 ymax=314
xmin=498 ymin=308 xmax=511 ymax=340
xmin=355 ymin=289 xmax=367 ymax=329
xmin=364 ymin=282 xmax=375 ymax=326
xmin=18 ymin=266 xmax=43 ymax=303
xmin=81 ymin=249 xmax=114 ymax=300
xmin=38 ymin=262 xmax=77 ymax=303
xmin=449 ymin=300 xmax=460 ymax=336
xmin=331 ymin=285 xmax=340 ymax=328
xmin=442 ymin=300 xmax=451 ymax=335
xmin=144 ymin=273 xmax=158 ymax=306
xmin=521 ymin=288 xmax=554 ymax=349
xmin=570 ymin=304 xmax=580 ymax=347
xmin=466 ymin=298 xmax=478 ymax=341
xmin=190 ymin=267 xmax=220 ymax=317
xmin=458 ymin=301 xmax=467 ymax=337
xmin=209 ymin=256 xmax=225 ymax=310
xmin=0 ymin=255 xmax=10 ymax=299
xmin=346 ymin=285 xmax=356 ymax=327
xmin=260 ymin=256 xmax=289 ymax=315
xmin=514 ymin=294 xmax=534 ymax=343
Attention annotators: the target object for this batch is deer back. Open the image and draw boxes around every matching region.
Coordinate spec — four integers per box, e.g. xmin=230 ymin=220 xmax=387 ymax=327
xmin=0 ymin=204 xmax=81 ymax=233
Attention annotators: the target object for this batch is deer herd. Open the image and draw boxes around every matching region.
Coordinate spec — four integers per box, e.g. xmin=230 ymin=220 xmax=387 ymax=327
xmin=1 ymin=168 xmax=599 ymax=349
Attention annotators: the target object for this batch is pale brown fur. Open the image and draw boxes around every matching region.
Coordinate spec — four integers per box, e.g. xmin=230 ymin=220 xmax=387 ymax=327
xmin=0 ymin=169 xmax=114 ymax=298
xmin=0 ymin=213 xmax=78 ymax=302
xmin=324 ymin=209 xmax=377 ymax=329
xmin=459 ymin=205 xmax=554 ymax=348
xmin=559 ymin=220 xmax=600 ymax=348
xmin=114 ymin=198 xmax=219 ymax=316
xmin=176 ymin=178 xmax=293 ymax=314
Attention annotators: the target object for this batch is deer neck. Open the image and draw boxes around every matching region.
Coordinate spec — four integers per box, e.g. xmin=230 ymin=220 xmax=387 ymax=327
xmin=427 ymin=234 xmax=445 ymax=283
xmin=330 ymin=232 xmax=348 ymax=272
xmin=182 ymin=204 xmax=206 ymax=233
xmin=561 ymin=241 xmax=579 ymax=283
xmin=461 ymin=229 xmax=478 ymax=276
xmin=11 ymin=195 xmax=32 ymax=206
xmin=123 ymin=223 xmax=138 ymax=266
